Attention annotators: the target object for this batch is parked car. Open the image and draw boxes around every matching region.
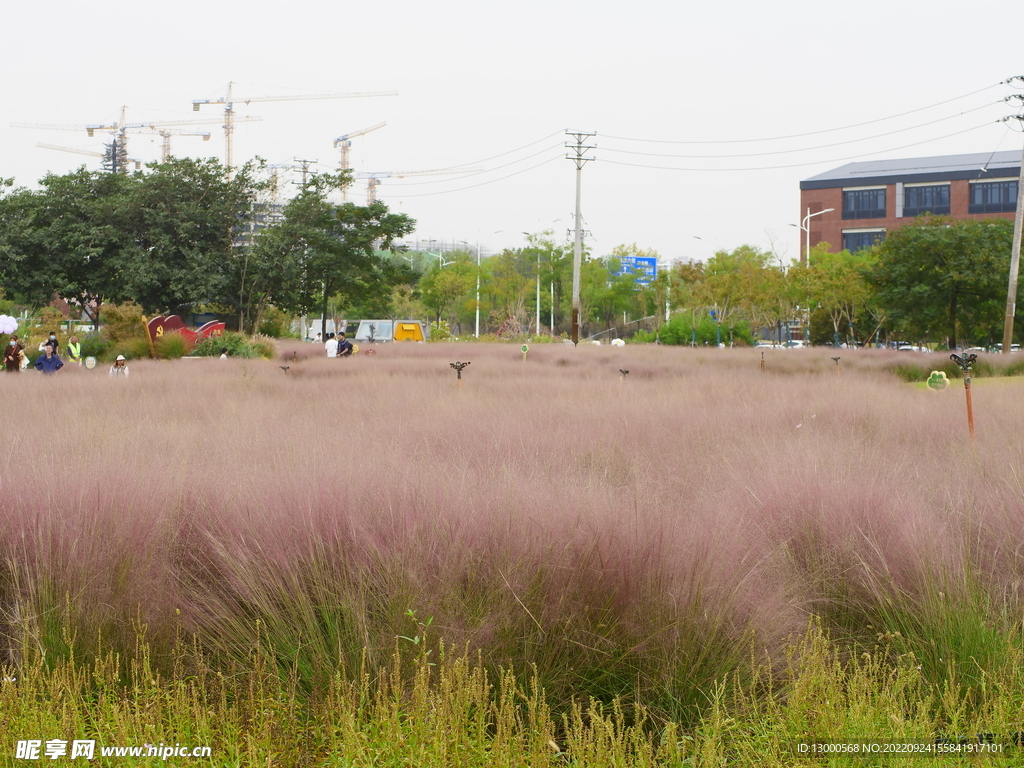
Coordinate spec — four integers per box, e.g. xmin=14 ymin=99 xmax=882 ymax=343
xmin=896 ymin=344 xmax=931 ymax=353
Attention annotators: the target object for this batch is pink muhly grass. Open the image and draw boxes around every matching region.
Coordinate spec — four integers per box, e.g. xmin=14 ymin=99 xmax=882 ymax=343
xmin=1 ymin=345 xmax=1023 ymax=720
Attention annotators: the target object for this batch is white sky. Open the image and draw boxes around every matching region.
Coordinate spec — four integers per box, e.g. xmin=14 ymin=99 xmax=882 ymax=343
xmin=3 ymin=0 xmax=1022 ymax=265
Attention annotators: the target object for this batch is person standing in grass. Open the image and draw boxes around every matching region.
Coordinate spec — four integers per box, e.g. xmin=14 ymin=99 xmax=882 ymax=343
xmin=337 ymin=332 xmax=354 ymax=357
xmin=34 ymin=344 xmax=63 ymax=375
xmin=4 ymin=335 xmax=23 ymax=373
xmin=38 ymin=331 xmax=59 ymax=356
xmin=66 ymin=335 xmax=82 ymax=366
xmin=325 ymin=333 xmax=338 ymax=358
xmin=109 ymin=355 xmax=129 ymax=378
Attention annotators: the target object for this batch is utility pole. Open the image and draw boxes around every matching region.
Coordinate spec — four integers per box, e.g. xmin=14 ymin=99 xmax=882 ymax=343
xmin=1001 ymin=81 xmax=1024 ymax=354
xmin=293 ymin=159 xmax=318 ymax=187
xmin=565 ymin=131 xmax=595 ymax=345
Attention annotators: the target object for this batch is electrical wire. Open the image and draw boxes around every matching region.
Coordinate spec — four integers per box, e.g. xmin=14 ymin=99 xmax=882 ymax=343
xmin=597 ymin=122 xmax=997 ymax=172
xmin=375 ymin=153 xmax=563 ymax=198
xmin=373 ymin=142 xmax=565 ymax=187
xmin=600 ymin=101 xmax=999 ymax=160
xmin=602 ymin=83 xmax=1001 ymax=144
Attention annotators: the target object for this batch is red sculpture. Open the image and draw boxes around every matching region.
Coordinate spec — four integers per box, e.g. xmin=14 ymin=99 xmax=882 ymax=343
xmin=147 ymin=315 xmax=226 ymax=346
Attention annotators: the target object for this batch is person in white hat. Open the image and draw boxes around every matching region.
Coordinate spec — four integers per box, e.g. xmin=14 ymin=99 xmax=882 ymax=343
xmin=109 ymin=355 xmax=130 ymax=378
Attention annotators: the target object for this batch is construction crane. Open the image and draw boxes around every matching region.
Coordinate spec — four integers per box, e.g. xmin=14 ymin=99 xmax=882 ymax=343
xmin=13 ymin=106 xmax=260 ymax=163
xmin=192 ymin=82 xmax=398 ymax=174
xmin=153 ymin=129 xmax=211 ymax=162
xmin=333 ymin=122 xmax=385 ymax=200
xmin=354 ymin=166 xmax=483 ymax=204
xmin=37 ymin=142 xmax=145 ymax=171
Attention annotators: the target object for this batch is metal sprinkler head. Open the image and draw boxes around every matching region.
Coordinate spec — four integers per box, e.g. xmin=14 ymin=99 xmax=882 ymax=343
xmin=450 ymin=361 xmax=470 ymax=379
xmin=949 ymin=352 xmax=977 ymax=373
xmin=619 ymin=369 xmax=629 ymax=376
xmin=950 ymin=352 xmax=979 ymax=441
xmin=279 ymin=366 xmax=290 ymax=374
xmin=831 ymin=357 xmax=841 ymax=364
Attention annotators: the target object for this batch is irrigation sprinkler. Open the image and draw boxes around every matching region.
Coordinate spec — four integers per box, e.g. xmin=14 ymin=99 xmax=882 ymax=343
xmin=831 ymin=356 xmax=841 ymax=375
xmin=760 ymin=351 xmax=765 ymax=373
xmin=521 ymin=344 xmax=529 ymax=362
xmin=450 ymin=361 xmax=470 ymax=389
xmin=619 ymin=368 xmax=629 ymax=382
xmin=949 ymin=353 xmax=978 ymax=441
xmin=279 ymin=366 xmax=290 ymax=374
xmin=292 ymin=351 xmax=298 ymax=364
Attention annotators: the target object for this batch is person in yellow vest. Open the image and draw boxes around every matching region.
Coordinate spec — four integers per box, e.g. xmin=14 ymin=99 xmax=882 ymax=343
xmin=66 ymin=335 xmax=83 ymax=366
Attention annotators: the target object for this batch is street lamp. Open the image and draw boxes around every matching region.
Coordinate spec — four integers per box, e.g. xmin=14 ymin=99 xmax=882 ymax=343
xmin=460 ymin=239 xmax=483 ymax=338
xmin=427 ymin=251 xmax=453 ymax=268
xmin=789 ymin=208 xmax=835 ymax=265
xmin=463 ymin=231 xmax=502 ymax=338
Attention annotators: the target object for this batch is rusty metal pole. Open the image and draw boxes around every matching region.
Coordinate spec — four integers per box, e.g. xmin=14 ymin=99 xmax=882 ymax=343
xmin=760 ymin=351 xmax=765 ymax=373
xmin=965 ymin=373 xmax=976 ymax=441
xmin=950 ymin=353 xmax=977 ymax=441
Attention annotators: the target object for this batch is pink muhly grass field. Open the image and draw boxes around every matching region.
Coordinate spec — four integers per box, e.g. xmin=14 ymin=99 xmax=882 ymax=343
xmin=1 ymin=344 xmax=1022 ymax=721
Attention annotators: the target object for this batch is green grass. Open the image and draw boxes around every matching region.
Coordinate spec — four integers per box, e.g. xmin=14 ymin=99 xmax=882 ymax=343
xmin=3 ymin=623 xmax=1024 ymax=766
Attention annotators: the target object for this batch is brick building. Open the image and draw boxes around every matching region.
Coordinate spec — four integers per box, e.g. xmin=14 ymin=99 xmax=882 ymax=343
xmin=798 ymin=150 xmax=1020 ymax=260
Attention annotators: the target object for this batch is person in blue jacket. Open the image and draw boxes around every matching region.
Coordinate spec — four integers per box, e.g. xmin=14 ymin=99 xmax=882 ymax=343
xmin=34 ymin=344 xmax=63 ymax=375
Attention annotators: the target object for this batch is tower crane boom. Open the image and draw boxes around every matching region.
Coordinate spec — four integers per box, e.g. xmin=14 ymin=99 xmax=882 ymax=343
xmin=334 ymin=121 xmax=386 ymax=200
xmin=15 ymin=107 xmax=260 ymax=163
xmin=37 ymin=143 xmax=145 ymax=171
xmin=191 ymin=82 xmax=397 ymax=174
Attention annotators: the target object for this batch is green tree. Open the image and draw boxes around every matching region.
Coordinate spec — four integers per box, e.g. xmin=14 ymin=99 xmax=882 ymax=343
xmin=704 ymin=246 xmax=770 ymax=345
xmin=420 ymin=258 xmax=475 ymax=326
xmin=0 ymin=168 xmax=136 ymax=327
xmin=868 ymin=217 xmax=1015 ymax=349
xmin=0 ymin=160 xmax=267 ymax=328
xmin=522 ymin=232 xmax=572 ymax=335
xmin=253 ymin=173 xmax=415 ymax=335
xmin=125 ymin=157 xmax=267 ymax=316
xmin=806 ymin=245 xmax=874 ymax=346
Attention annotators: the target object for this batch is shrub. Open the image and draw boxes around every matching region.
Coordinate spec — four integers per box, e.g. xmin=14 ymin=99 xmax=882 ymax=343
xmin=429 ymin=320 xmax=456 ymax=341
xmin=658 ymin=315 xmax=754 ymax=347
xmin=258 ymin=307 xmax=294 ymax=338
xmin=249 ymin=333 xmax=278 ymax=359
xmin=192 ymin=332 xmax=272 ymax=359
xmin=37 ymin=306 xmax=66 ymax=331
xmin=155 ymin=331 xmax=191 ymax=360
xmin=99 ymin=302 xmax=146 ymax=343
xmin=78 ymin=333 xmax=110 ymax=360
xmin=108 ymin=337 xmax=152 ymax=362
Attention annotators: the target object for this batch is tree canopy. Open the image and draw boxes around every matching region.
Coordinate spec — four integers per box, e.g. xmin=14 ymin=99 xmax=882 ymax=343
xmin=868 ymin=216 xmax=1016 ymax=349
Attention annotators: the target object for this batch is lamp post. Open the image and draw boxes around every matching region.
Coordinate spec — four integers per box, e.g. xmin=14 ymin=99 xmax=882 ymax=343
xmin=789 ymin=208 xmax=835 ymax=265
xmin=463 ymin=232 xmax=502 ymax=338
xmin=427 ymin=251 xmax=453 ymax=268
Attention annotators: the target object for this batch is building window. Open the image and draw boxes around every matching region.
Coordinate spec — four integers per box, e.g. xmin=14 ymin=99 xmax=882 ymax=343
xmin=842 ymin=230 xmax=885 ymax=252
xmin=903 ymin=185 xmax=950 ymax=217
xmin=969 ymin=180 xmax=1017 ymax=214
xmin=843 ymin=188 xmax=886 ymax=219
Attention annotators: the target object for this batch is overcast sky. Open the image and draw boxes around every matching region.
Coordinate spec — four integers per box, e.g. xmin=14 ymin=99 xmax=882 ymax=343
xmin=3 ymin=0 xmax=1022 ymax=265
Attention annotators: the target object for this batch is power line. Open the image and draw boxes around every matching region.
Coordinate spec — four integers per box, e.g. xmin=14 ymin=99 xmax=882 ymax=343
xmin=599 ymin=101 xmax=999 ymax=160
xmin=602 ymin=82 xmax=1001 ymax=145
xmin=598 ymin=121 xmax=997 ymax=172
xmin=375 ymin=153 xmax=563 ymax=198
xmin=374 ymin=142 xmax=565 ymax=188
